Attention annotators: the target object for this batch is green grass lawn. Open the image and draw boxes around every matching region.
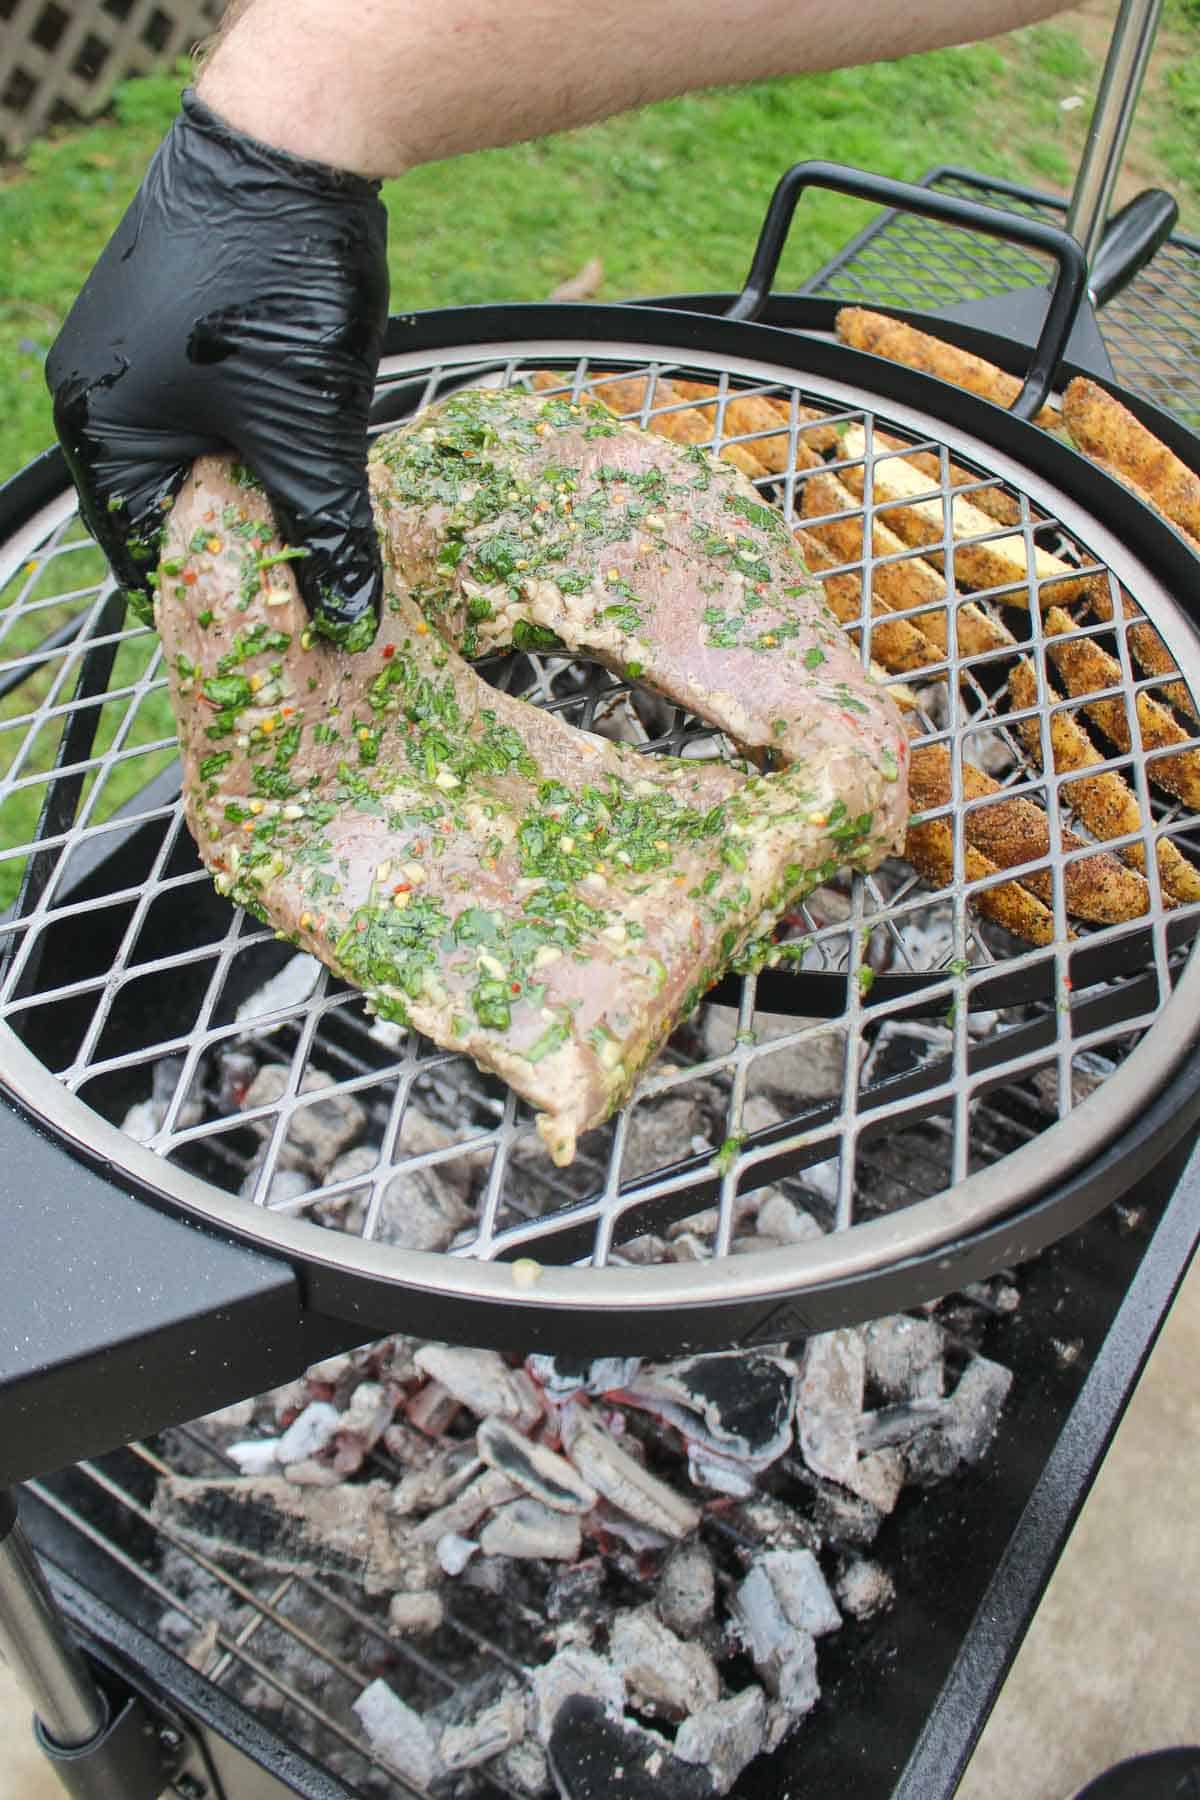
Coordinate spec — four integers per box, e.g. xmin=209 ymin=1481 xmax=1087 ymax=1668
xmin=0 ymin=19 xmax=1125 ymax=482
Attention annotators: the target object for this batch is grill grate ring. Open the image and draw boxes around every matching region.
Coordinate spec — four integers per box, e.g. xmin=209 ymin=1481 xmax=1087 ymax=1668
xmin=2 ymin=323 xmax=1199 ymax=1337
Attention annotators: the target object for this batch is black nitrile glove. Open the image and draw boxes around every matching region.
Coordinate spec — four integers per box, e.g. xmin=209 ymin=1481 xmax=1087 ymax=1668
xmin=46 ymin=90 xmax=389 ymax=642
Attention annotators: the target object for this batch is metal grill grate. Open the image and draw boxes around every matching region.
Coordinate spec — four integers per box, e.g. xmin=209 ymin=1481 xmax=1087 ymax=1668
xmin=803 ymin=167 xmax=1200 ymax=431
xmin=1 ymin=340 xmax=1199 ymax=1331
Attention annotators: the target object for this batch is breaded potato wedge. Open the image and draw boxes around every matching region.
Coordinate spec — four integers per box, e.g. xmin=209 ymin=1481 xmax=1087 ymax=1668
xmin=1044 ymin=606 xmax=1200 ymax=811
xmin=799 ymin=468 xmax=1017 ymax=665
xmin=835 ymin=307 xmax=1063 ymax=431
xmin=1083 ymin=575 xmax=1198 ymax=725
xmin=795 ymin=527 xmax=943 ymax=675
xmin=904 ymin=815 xmax=1057 ymax=945
xmin=835 ymin=426 xmax=1089 ymax=604
xmin=1064 ymin=377 xmax=1200 ymax=542
xmin=910 ymin=743 xmax=1153 ymax=923
xmin=1008 ymin=659 xmax=1200 ymax=904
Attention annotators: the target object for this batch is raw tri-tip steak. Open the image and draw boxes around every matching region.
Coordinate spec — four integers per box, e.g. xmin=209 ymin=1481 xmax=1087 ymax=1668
xmin=157 ymin=387 xmax=907 ymax=1164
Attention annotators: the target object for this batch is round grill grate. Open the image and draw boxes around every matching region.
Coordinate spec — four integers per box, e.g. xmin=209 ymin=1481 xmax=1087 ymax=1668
xmin=2 ymin=323 xmax=1199 ymax=1341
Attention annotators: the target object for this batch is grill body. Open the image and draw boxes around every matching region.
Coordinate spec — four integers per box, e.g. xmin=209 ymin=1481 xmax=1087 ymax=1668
xmin=5 ymin=294 xmax=1200 ymax=1483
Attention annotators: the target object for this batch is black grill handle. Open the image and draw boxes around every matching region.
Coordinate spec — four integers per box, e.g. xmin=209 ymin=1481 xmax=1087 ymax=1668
xmin=1089 ymin=187 xmax=1178 ymax=309
xmin=727 ymin=160 xmax=1088 ymax=421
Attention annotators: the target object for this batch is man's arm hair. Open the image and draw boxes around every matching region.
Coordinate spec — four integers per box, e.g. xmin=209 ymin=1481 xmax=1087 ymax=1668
xmin=198 ymin=0 xmax=1066 ymax=178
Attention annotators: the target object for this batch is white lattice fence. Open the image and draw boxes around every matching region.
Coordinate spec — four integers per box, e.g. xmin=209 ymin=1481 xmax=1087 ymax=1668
xmin=0 ymin=0 xmax=223 ymax=155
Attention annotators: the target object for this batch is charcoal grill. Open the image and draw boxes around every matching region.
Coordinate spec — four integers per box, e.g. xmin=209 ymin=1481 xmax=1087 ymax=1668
xmin=3 ymin=136 xmax=1200 ymax=1798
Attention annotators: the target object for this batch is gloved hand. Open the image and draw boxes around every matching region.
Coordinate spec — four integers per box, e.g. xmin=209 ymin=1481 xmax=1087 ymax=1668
xmin=45 ymin=89 xmax=389 ymax=644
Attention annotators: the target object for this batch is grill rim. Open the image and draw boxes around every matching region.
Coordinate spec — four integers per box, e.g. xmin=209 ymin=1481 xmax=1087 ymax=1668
xmin=4 ymin=297 xmax=1200 ymax=1345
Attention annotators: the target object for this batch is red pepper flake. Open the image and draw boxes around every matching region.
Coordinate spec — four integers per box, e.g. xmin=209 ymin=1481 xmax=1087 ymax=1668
xmin=510 ymin=981 xmax=522 ymax=994
xmin=182 ymin=569 xmax=198 ymax=586
xmin=281 ymin=706 xmax=293 ymax=717
xmin=392 ymin=881 xmax=411 ymax=895
xmin=382 ymin=643 xmax=395 ymax=660
xmin=356 ymin=917 xmax=368 ymax=933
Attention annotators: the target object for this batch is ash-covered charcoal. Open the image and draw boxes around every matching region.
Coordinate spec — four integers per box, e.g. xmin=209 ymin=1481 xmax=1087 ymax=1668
xmin=431 ymin=1673 xmax=529 ymax=1775
xmin=608 ymin=1604 xmax=721 ymax=1720
xmin=121 ymin=1054 xmax=204 ymax=1143
xmin=704 ymin=1004 xmax=847 ymax=1102
xmin=675 ymin=1686 xmax=768 ymax=1796
xmin=526 ymin=1354 xmax=644 ymax=1400
xmin=739 ymin=1550 xmax=841 ymax=1639
xmin=548 ymin=1695 xmax=718 ymax=1800
xmin=155 ymin=1475 xmax=437 ymax=1595
xmin=904 ymin=1354 xmax=1014 ymax=1483
xmin=235 ymin=952 xmax=323 ymax=1025
xmin=806 ymin=1476 xmax=885 ymax=1550
xmin=726 ymin=1492 xmax=822 ymax=1556
xmin=414 ymin=1345 xmax=542 ymax=1427
xmin=387 ymin=1590 xmax=445 ymax=1636
xmin=729 ymin=1561 xmax=822 ymax=1719
xmin=476 ymin=1416 xmax=598 ymax=1512
xmin=863 ymin=1314 xmax=946 ymax=1401
xmin=835 ymin=1557 xmax=896 ymax=1621
xmin=753 ymin=1190 xmax=826 ymax=1244
xmin=493 ymin=1739 xmax=551 ymax=1798
xmin=530 ymin=1645 xmax=624 ymax=1746
xmin=618 ymin=1352 xmax=796 ymax=1494
xmin=276 ymin=1400 xmax=341 ymax=1465
xmin=857 ymin=1397 xmax=947 ymax=1453
xmin=797 ymin=1329 xmax=905 ymax=1514
xmin=560 ymin=1402 xmax=701 ymax=1539
xmin=655 ymin=1539 xmax=716 ymax=1638
xmin=390 ymin=1442 xmax=480 ymax=1517
xmin=480 ymin=1497 xmax=583 ymax=1561
xmin=352 ymin=1679 xmax=439 ymax=1789
xmin=241 ymin=1064 xmax=366 ymax=1177
xmin=618 ymin=1085 xmax=723 ymax=1180
xmin=411 ymin=1468 xmax=519 ymax=1543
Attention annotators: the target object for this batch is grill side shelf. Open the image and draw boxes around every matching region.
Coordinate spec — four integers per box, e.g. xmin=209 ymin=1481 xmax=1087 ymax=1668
xmin=0 ymin=1098 xmax=360 ymax=1488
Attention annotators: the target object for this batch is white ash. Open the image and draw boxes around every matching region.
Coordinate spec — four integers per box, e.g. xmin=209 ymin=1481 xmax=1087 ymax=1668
xmin=242 ymin=1064 xmax=366 ymax=1177
xmin=411 ymin=1468 xmax=518 ymax=1543
xmin=352 ymin=1680 xmax=439 ymax=1790
xmin=730 ymin=1559 xmax=822 ymax=1718
xmin=436 ymin=1681 xmax=527 ymax=1773
xmin=836 ymin=1557 xmax=896 ymax=1621
xmin=531 ymin=1645 xmax=624 ymax=1745
xmin=414 ymin=1345 xmax=542 ymax=1426
xmin=675 ymin=1686 xmax=768 ymax=1795
xmin=226 ymin=1437 xmax=281 ymax=1476
xmin=493 ymin=1739 xmax=551 ymax=1797
xmin=655 ymin=1539 xmax=716 ymax=1638
xmin=526 ymin=1354 xmax=642 ymax=1399
xmin=436 ymin=1533 xmax=478 ymax=1576
xmin=386 ymin=1590 xmax=444 ymax=1636
xmin=121 ymin=1055 xmax=204 ymax=1144
xmin=276 ymin=1400 xmax=340 ymax=1465
xmin=739 ymin=1549 xmax=841 ymax=1640
xmin=704 ymin=1005 xmax=846 ymax=1101
xmin=905 ymin=1355 xmax=1014 ymax=1483
xmin=476 ymin=1415 xmax=598 ymax=1512
xmin=235 ymin=953 xmax=322 ymax=1026
xmin=480 ymin=1497 xmax=582 ymax=1561
xmin=798 ymin=1329 xmax=905 ymax=1513
xmin=609 ymin=1605 xmax=720 ymax=1721
xmin=864 ymin=1314 xmax=946 ymax=1401
xmin=560 ymin=1402 xmax=701 ymax=1539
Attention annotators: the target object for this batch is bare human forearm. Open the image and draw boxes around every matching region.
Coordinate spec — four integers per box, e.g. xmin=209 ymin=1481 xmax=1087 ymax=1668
xmin=198 ymin=0 xmax=1066 ymax=178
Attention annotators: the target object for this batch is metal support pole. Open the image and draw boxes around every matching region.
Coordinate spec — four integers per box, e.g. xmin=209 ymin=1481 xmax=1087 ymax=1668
xmin=1065 ymin=0 xmax=1163 ymax=275
xmin=0 ymin=1488 xmax=108 ymax=1748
